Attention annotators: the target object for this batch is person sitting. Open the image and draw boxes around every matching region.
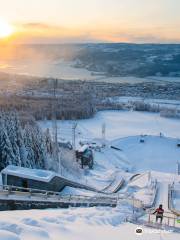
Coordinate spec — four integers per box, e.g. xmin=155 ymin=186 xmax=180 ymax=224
xmin=153 ymin=204 xmax=164 ymax=224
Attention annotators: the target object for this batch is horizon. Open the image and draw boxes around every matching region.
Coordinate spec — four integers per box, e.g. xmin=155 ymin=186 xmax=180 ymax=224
xmin=1 ymin=42 xmax=180 ymax=45
xmin=0 ymin=0 xmax=180 ymax=44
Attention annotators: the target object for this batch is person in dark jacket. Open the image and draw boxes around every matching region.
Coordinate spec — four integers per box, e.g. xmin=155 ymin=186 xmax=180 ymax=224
xmin=153 ymin=204 xmax=164 ymax=224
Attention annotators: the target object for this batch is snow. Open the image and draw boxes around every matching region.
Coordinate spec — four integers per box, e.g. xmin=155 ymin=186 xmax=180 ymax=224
xmin=107 ymin=96 xmax=180 ymax=110
xmin=156 ymin=182 xmax=169 ymax=210
xmin=133 ymin=188 xmax=155 ymax=206
xmin=78 ymin=145 xmax=88 ymax=153
xmin=38 ymin=110 xmax=180 ymax=196
xmin=0 ymin=231 xmax=20 ymax=240
xmin=173 ymin=198 xmax=180 ymax=211
xmin=125 ymin=172 xmax=157 ymax=207
xmin=128 ymin=172 xmax=151 ymax=189
xmin=61 ymin=187 xmax=95 ymax=196
xmin=0 ymin=207 xmax=179 ymax=240
xmin=0 ymin=173 xmax=2 ymax=185
xmin=39 ymin=110 xmax=180 ymax=142
xmin=1 ymin=165 xmax=55 ymax=182
xmin=174 ymin=184 xmax=180 ymax=191
xmin=172 ymin=184 xmax=180 ymax=211
xmin=1 ymin=110 xmax=180 ymax=239
xmin=112 ymin=135 xmax=180 ymax=173
xmin=102 ymin=173 xmax=124 ymax=193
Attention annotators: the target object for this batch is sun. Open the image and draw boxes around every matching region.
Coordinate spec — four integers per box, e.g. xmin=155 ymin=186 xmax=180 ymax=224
xmin=0 ymin=20 xmax=14 ymax=39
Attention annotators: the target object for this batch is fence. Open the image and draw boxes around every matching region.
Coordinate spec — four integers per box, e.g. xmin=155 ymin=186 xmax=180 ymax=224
xmin=147 ymin=212 xmax=180 ymax=228
xmin=0 ymin=184 xmax=118 ymax=206
xmin=168 ymin=184 xmax=180 ymax=216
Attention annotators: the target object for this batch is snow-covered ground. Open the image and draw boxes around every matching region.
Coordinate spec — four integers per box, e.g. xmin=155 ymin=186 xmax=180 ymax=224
xmin=39 ymin=110 xmax=180 ymax=175
xmin=39 ymin=110 xmax=180 ymax=141
xmin=172 ymin=184 xmax=180 ymax=211
xmin=106 ymin=96 xmax=180 ymax=110
xmin=0 ymin=207 xmax=179 ymax=240
xmin=38 ymin=110 xmax=180 ymax=198
xmin=1 ymin=110 xmax=180 ymax=239
xmin=112 ymin=135 xmax=180 ymax=173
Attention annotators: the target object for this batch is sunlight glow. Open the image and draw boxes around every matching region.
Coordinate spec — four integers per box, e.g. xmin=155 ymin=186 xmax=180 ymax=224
xmin=0 ymin=20 xmax=14 ymax=38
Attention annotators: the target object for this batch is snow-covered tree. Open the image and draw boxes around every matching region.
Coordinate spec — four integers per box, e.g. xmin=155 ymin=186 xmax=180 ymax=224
xmin=0 ymin=110 xmax=49 ymax=170
xmin=44 ymin=128 xmax=53 ymax=155
xmin=23 ymin=124 xmax=36 ymax=168
xmin=23 ymin=124 xmax=47 ymax=169
xmin=0 ymin=118 xmax=16 ymax=170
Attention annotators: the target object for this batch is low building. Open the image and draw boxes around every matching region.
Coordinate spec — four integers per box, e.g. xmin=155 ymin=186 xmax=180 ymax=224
xmin=1 ymin=165 xmax=96 ymax=192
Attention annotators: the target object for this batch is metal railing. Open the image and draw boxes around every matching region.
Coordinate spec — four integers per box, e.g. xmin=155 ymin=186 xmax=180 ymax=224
xmin=147 ymin=211 xmax=180 ymax=228
xmin=0 ymin=184 xmax=156 ymax=211
xmin=0 ymin=184 xmax=118 ymax=205
xmin=168 ymin=184 xmax=180 ymax=216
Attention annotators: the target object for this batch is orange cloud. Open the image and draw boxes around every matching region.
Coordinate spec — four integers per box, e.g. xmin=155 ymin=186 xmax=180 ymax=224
xmin=4 ymin=22 xmax=180 ymax=44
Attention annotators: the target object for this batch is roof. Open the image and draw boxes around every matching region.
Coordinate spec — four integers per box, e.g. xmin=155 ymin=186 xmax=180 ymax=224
xmin=1 ymin=165 xmax=56 ymax=182
xmin=78 ymin=145 xmax=89 ymax=153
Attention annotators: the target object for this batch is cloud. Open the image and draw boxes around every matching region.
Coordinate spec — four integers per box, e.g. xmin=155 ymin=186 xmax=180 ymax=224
xmin=22 ymin=22 xmax=51 ymax=29
xmin=12 ymin=22 xmax=180 ymax=44
xmin=21 ymin=22 xmax=66 ymax=32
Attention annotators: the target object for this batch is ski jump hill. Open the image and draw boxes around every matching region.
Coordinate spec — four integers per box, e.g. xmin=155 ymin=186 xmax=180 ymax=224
xmin=0 ymin=165 xmax=124 ymax=211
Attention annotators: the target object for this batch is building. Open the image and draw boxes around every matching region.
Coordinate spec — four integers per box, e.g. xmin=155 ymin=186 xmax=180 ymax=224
xmin=1 ymin=165 xmax=96 ymax=192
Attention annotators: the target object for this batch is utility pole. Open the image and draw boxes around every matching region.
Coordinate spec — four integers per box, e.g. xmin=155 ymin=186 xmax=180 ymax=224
xmin=53 ymin=79 xmax=58 ymax=141
xmin=72 ymin=122 xmax=77 ymax=161
xmin=102 ymin=122 xmax=106 ymax=146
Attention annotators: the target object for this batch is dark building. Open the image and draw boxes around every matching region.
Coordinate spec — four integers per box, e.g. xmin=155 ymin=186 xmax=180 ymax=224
xmin=76 ymin=145 xmax=94 ymax=169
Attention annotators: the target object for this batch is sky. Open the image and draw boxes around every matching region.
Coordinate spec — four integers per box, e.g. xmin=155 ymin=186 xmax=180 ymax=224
xmin=0 ymin=0 xmax=180 ymax=43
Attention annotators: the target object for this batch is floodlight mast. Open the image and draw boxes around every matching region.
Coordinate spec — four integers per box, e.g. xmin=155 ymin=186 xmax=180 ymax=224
xmin=52 ymin=79 xmax=61 ymax=174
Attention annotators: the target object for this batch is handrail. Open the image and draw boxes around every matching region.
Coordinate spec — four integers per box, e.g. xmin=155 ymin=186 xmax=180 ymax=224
xmin=0 ymin=184 xmax=148 ymax=209
xmin=0 ymin=184 xmax=118 ymax=204
xmin=147 ymin=212 xmax=179 ymax=228
xmin=168 ymin=184 xmax=180 ymax=216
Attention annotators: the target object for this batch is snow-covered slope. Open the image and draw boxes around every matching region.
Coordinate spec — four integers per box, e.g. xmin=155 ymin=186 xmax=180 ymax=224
xmin=112 ymin=135 xmax=180 ymax=173
xmin=1 ymin=110 xmax=179 ymax=240
xmin=39 ymin=110 xmax=180 ymax=142
xmin=0 ymin=207 xmax=179 ymax=240
xmin=39 ymin=110 xmax=180 ymax=191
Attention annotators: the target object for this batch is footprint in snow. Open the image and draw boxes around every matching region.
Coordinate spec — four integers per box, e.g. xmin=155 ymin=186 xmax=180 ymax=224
xmin=21 ymin=218 xmax=41 ymax=228
xmin=0 ymin=230 xmax=20 ymax=240
xmin=0 ymin=222 xmax=22 ymax=235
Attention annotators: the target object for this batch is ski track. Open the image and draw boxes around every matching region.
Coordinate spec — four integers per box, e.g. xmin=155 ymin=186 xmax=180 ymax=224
xmin=156 ymin=182 xmax=169 ymax=211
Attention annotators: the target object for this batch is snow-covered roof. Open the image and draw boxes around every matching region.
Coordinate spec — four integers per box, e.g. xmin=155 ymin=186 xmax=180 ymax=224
xmin=1 ymin=165 xmax=56 ymax=182
xmin=78 ymin=145 xmax=88 ymax=153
